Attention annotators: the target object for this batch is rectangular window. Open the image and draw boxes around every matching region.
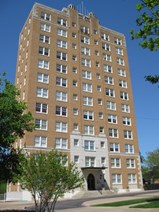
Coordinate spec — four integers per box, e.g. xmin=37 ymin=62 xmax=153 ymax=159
xmin=117 ymin=58 xmax=125 ymax=66
xmin=106 ymin=88 xmax=115 ymax=97
xmin=84 ymin=140 xmax=95 ymax=151
xmin=81 ymin=36 xmax=90 ymax=44
xmin=109 ymin=128 xmax=118 ymax=138
xmin=115 ymin=38 xmax=122 ymax=45
xmin=83 ymin=110 xmax=94 ymax=120
xmin=80 ymin=26 xmax=90 ymax=34
xmin=35 ymin=119 xmax=47 ymax=130
xmin=56 ymin=91 xmax=67 ymax=102
xmin=81 ymin=47 xmax=90 ymax=55
xmin=112 ymin=174 xmax=122 ymax=184
xmin=101 ymin=157 xmax=106 ymax=165
xmin=98 ymin=112 xmax=103 ymax=119
xmin=34 ymin=136 xmax=47 ymax=147
xmin=57 ymin=17 xmax=67 ymax=26
xmin=84 ymin=125 xmax=94 ymax=135
xmin=121 ymin=104 xmax=130 ymax=113
xmin=85 ymin=157 xmax=95 ymax=167
xmin=74 ymin=155 xmax=79 ymax=163
xmin=56 ymin=122 xmax=67 ymax=132
xmin=83 ymin=96 xmax=93 ymax=106
xmin=118 ymin=69 xmax=126 ymax=77
xmin=82 ymin=70 xmax=92 ymax=79
xmin=128 ymin=174 xmax=136 ymax=184
xmin=57 ymin=28 xmax=67 ymax=37
xmin=125 ymin=144 xmax=134 ymax=154
xmin=126 ymin=159 xmax=135 ymax=168
xmin=39 ymin=46 xmax=49 ymax=56
xmin=56 ymin=106 xmax=67 ymax=116
xmin=56 ymin=77 xmax=67 ymax=87
xmin=110 ymin=143 xmax=120 ymax=152
xmin=36 ymin=87 xmax=48 ymax=98
xmin=57 ymin=51 xmax=67 ymax=61
xmin=81 ymin=58 xmax=91 ymax=67
xmin=73 ymin=94 xmax=78 ymax=100
xmin=82 ymin=83 xmax=92 ymax=92
xmin=36 ymin=103 xmax=48 ymax=113
xmin=41 ymin=12 xmax=51 ymax=21
xmin=116 ymin=48 xmax=123 ymax=55
xmin=105 ymin=76 xmax=114 ymax=85
xmin=56 ymin=64 xmax=67 ymax=74
xmin=38 ymin=59 xmax=49 ymax=70
xmin=102 ymin=43 xmax=110 ymax=51
xmin=124 ymin=130 xmax=133 ymax=139
xmin=57 ymin=40 xmax=67 ymax=49
xmin=101 ymin=33 xmax=109 ymax=41
xmin=55 ymin=138 xmax=67 ymax=149
xmin=103 ymin=54 xmax=111 ymax=61
xmin=107 ymin=114 xmax=117 ymax=124
xmin=39 ymin=34 xmax=50 ymax=44
xmin=120 ymin=92 xmax=129 ymax=100
xmin=123 ymin=117 xmax=131 ymax=126
xmin=74 ymin=139 xmax=79 ymax=146
xmin=37 ymin=73 xmax=49 ymax=83
xmin=107 ymin=101 xmax=116 ymax=110
xmin=111 ymin=158 xmax=121 ymax=168
xmin=104 ymin=64 xmax=112 ymax=73
xmin=40 ymin=23 xmax=50 ymax=32
xmin=119 ymin=80 xmax=127 ymax=88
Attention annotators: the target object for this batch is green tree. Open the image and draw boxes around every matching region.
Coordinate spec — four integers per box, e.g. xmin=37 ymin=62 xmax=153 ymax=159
xmin=15 ymin=151 xmax=84 ymax=212
xmin=0 ymin=73 xmax=34 ymax=182
xmin=130 ymin=0 xmax=159 ymax=84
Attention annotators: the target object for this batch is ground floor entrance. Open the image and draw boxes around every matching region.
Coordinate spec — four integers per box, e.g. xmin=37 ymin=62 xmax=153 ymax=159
xmin=87 ymin=173 xmax=95 ymax=190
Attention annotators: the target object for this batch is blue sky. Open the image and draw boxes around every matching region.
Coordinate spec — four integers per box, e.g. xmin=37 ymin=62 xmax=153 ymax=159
xmin=0 ymin=0 xmax=159 ymax=157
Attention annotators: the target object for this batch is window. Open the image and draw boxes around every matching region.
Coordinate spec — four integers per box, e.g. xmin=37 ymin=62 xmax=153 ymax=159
xmin=118 ymin=69 xmax=126 ymax=77
xmin=96 ymin=62 xmax=100 ymax=67
xmin=107 ymin=114 xmax=117 ymax=124
xmin=116 ymin=48 xmax=123 ymax=55
xmin=120 ymin=92 xmax=129 ymax=100
xmin=104 ymin=64 xmax=112 ymax=73
xmin=94 ymin=40 xmax=98 ymax=45
xmin=103 ymin=54 xmax=111 ymax=61
xmin=36 ymin=103 xmax=48 ymax=113
xmin=73 ymin=80 xmax=77 ymax=86
xmin=115 ymin=38 xmax=122 ymax=45
xmin=56 ymin=91 xmax=67 ymax=102
xmin=56 ymin=106 xmax=67 ymax=116
xmin=72 ymin=32 xmax=76 ymax=38
xmin=36 ymin=87 xmax=48 ymax=98
xmin=128 ymin=174 xmax=136 ymax=184
xmin=72 ymin=22 xmax=76 ymax=27
xmin=72 ymin=67 xmax=77 ymax=73
xmin=57 ymin=28 xmax=67 ymax=37
xmin=39 ymin=34 xmax=50 ymax=44
xmin=82 ymin=83 xmax=92 ymax=92
xmin=73 ymin=123 xmax=78 ymax=131
xmin=125 ymin=144 xmax=134 ymax=154
xmin=73 ymin=94 xmax=78 ymax=100
xmin=84 ymin=140 xmax=95 ymax=151
xmin=119 ymin=80 xmax=127 ymax=88
xmin=83 ymin=110 xmax=94 ymax=120
xmin=56 ymin=64 xmax=67 ymax=74
xmin=109 ymin=128 xmax=118 ymax=138
xmin=100 ymin=141 xmax=105 ymax=149
xmin=106 ymin=88 xmax=115 ymax=97
xmin=81 ymin=58 xmax=91 ymax=67
xmin=81 ymin=47 xmax=90 ymax=55
xmin=84 ymin=125 xmax=94 ymax=135
xmin=80 ymin=26 xmax=90 ymax=34
xmin=99 ymin=126 xmax=104 ymax=133
xmin=57 ymin=17 xmax=67 ymax=26
xmin=72 ymin=43 xmax=77 ymax=49
xmin=122 ymin=104 xmax=130 ymax=113
xmin=102 ymin=43 xmax=110 ymax=51
xmin=105 ymin=76 xmax=114 ymax=85
xmin=74 ymin=156 xmax=79 ymax=163
xmin=94 ymin=29 xmax=97 ymax=34
xmin=81 ymin=36 xmax=90 ymax=44
xmin=72 ymin=55 xmax=77 ymax=61
xmin=74 ymin=139 xmax=79 ymax=146
xmin=111 ymin=158 xmax=121 ymax=168
xmin=101 ymin=33 xmax=109 ymax=41
xmin=95 ymin=50 xmax=99 ymax=56
xmin=55 ymin=138 xmax=67 ymax=149
xmin=83 ymin=96 xmax=93 ymax=106
xmin=124 ymin=130 xmax=133 ymax=139
xmin=110 ymin=143 xmax=120 ymax=152
xmin=57 ymin=40 xmax=67 ymax=49
xmin=123 ymin=117 xmax=131 ymax=126
xmin=34 ymin=136 xmax=47 ymax=147
xmin=39 ymin=46 xmax=49 ymax=56
xmin=40 ymin=23 xmax=50 ymax=32
xmin=73 ymin=108 xmax=78 ymax=115
xmin=126 ymin=159 xmax=135 ymax=168
xmin=56 ymin=77 xmax=67 ymax=87
xmin=57 ymin=51 xmax=67 ymax=61
xmin=101 ymin=157 xmax=106 ymax=165
xmin=38 ymin=59 xmax=49 ymax=70
xmin=56 ymin=122 xmax=67 ymax=132
xmin=41 ymin=12 xmax=51 ymax=21
xmin=117 ymin=58 xmax=125 ymax=66
xmin=35 ymin=119 xmax=47 ymax=130
xmin=82 ymin=70 xmax=92 ymax=79
xmin=98 ymin=98 xmax=102 ymax=105
xmin=98 ymin=112 xmax=103 ymax=119
xmin=85 ymin=157 xmax=95 ymax=167
xmin=112 ymin=174 xmax=122 ymax=184
xmin=107 ymin=101 xmax=116 ymax=110
xmin=97 ymin=85 xmax=101 ymax=92
xmin=37 ymin=73 xmax=49 ymax=84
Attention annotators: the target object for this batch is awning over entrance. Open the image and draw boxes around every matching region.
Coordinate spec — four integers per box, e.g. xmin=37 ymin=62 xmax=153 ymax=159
xmin=81 ymin=166 xmax=107 ymax=170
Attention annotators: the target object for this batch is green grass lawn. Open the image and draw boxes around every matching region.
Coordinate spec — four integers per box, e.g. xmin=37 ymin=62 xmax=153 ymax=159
xmin=94 ymin=197 xmax=159 ymax=208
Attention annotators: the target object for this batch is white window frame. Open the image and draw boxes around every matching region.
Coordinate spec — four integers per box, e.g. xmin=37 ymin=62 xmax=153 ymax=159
xmin=116 ymin=48 xmax=123 ymax=55
xmin=34 ymin=136 xmax=47 ymax=147
xmin=36 ymin=102 xmax=48 ymax=114
xmin=125 ymin=144 xmax=134 ymax=154
xmin=81 ymin=36 xmax=90 ymax=44
xmin=81 ymin=58 xmax=91 ymax=67
xmin=56 ymin=122 xmax=67 ymax=132
xmin=56 ymin=106 xmax=67 ymax=116
xmin=57 ymin=17 xmax=67 ymax=27
xmin=57 ymin=40 xmax=67 ymax=49
xmin=84 ymin=140 xmax=95 ymax=151
xmin=56 ymin=77 xmax=67 ymax=87
xmin=38 ymin=59 xmax=49 ymax=70
xmin=57 ymin=51 xmax=67 ymax=61
xmin=107 ymin=114 xmax=117 ymax=124
xmin=106 ymin=88 xmax=115 ymax=97
xmin=82 ymin=70 xmax=92 ymax=79
xmin=110 ymin=143 xmax=120 ymax=153
xmin=83 ymin=96 xmax=93 ymax=106
xmin=85 ymin=157 xmax=95 ymax=167
xmin=123 ymin=117 xmax=131 ymax=126
xmin=104 ymin=64 xmax=112 ymax=73
xmin=118 ymin=69 xmax=126 ymax=77
xmin=119 ymin=80 xmax=127 ymax=88
xmin=101 ymin=33 xmax=109 ymax=41
xmin=39 ymin=46 xmax=50 ymax=56
xmin=109 ymin=128 xmax=118 ymax=138
xmin=81 ymin=47 xmax=90 ymax=55
xmin=35 ymin=119 xmax=47 ymax=130
xmin=36 ymin=87 xmax=48 ymax=98
xmin=105 ymin=76 xmax=114 ymax=85
xmin=84 ymin=125 xmax=94 ymax=135
xmin=115 ymin=38 xmax=122 ymax=45
xmin=120 ymin=91 xmax=129 ymax=100
xmin=126 ymin=159 xmax=135 ymax=168
xmin=57 ymin=28 xmax=67 ymax=37
xmin=128 ymin=174 xmax=136 ymax=184
xmin=102 ymin=43 xmax=110 ymax=51
xmin=83 ymin=110 xmax=94 ymax=120
xmin=124 ymin=130 xmax=133 ymax=139
xmin=82 ymin=83 xmax=92 ymax=92
xmin=39 ymin=34 xmax=50 ymax=44
xmin=55 ymin=138 xmax=67 ymax=149
xmin=40 ymin=23 xmax=50 ymax=32
xmin=111 ymin=158 xmax=121 ymax=168
xmin=56 ymin=91 xmax=67 ymax=102
xmin=103 ymin=54 xmax=111 ymax=62
xmin=41 ymin=12 xmax=51 ymax=21
xmin=112 ymin=174 xmax=122 ymax=184
xmin=117 ymin=58 xmax=125 ymax=66
xmin=37 ymin=73 xmax=49 ymax=84
xmin=107 ymin=101 xmax=116 ymax=110
xmin=56 ymin=64 xmax=67 ymax=74
xmin=122 ymin=104 xmax=130 ymax=113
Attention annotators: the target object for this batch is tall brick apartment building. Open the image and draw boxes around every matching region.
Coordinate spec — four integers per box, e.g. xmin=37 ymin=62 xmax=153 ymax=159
xmin=12 ymin=3 xmax=143 ymax=198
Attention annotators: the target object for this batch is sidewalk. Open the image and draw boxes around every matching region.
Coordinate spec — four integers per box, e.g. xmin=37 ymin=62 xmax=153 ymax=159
xmin=0 ymin=191 xmax=159 ymax=212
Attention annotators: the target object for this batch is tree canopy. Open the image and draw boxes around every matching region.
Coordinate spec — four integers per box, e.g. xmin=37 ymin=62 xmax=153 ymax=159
xmin=15 ymin=150 xmax=84 ymax=212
